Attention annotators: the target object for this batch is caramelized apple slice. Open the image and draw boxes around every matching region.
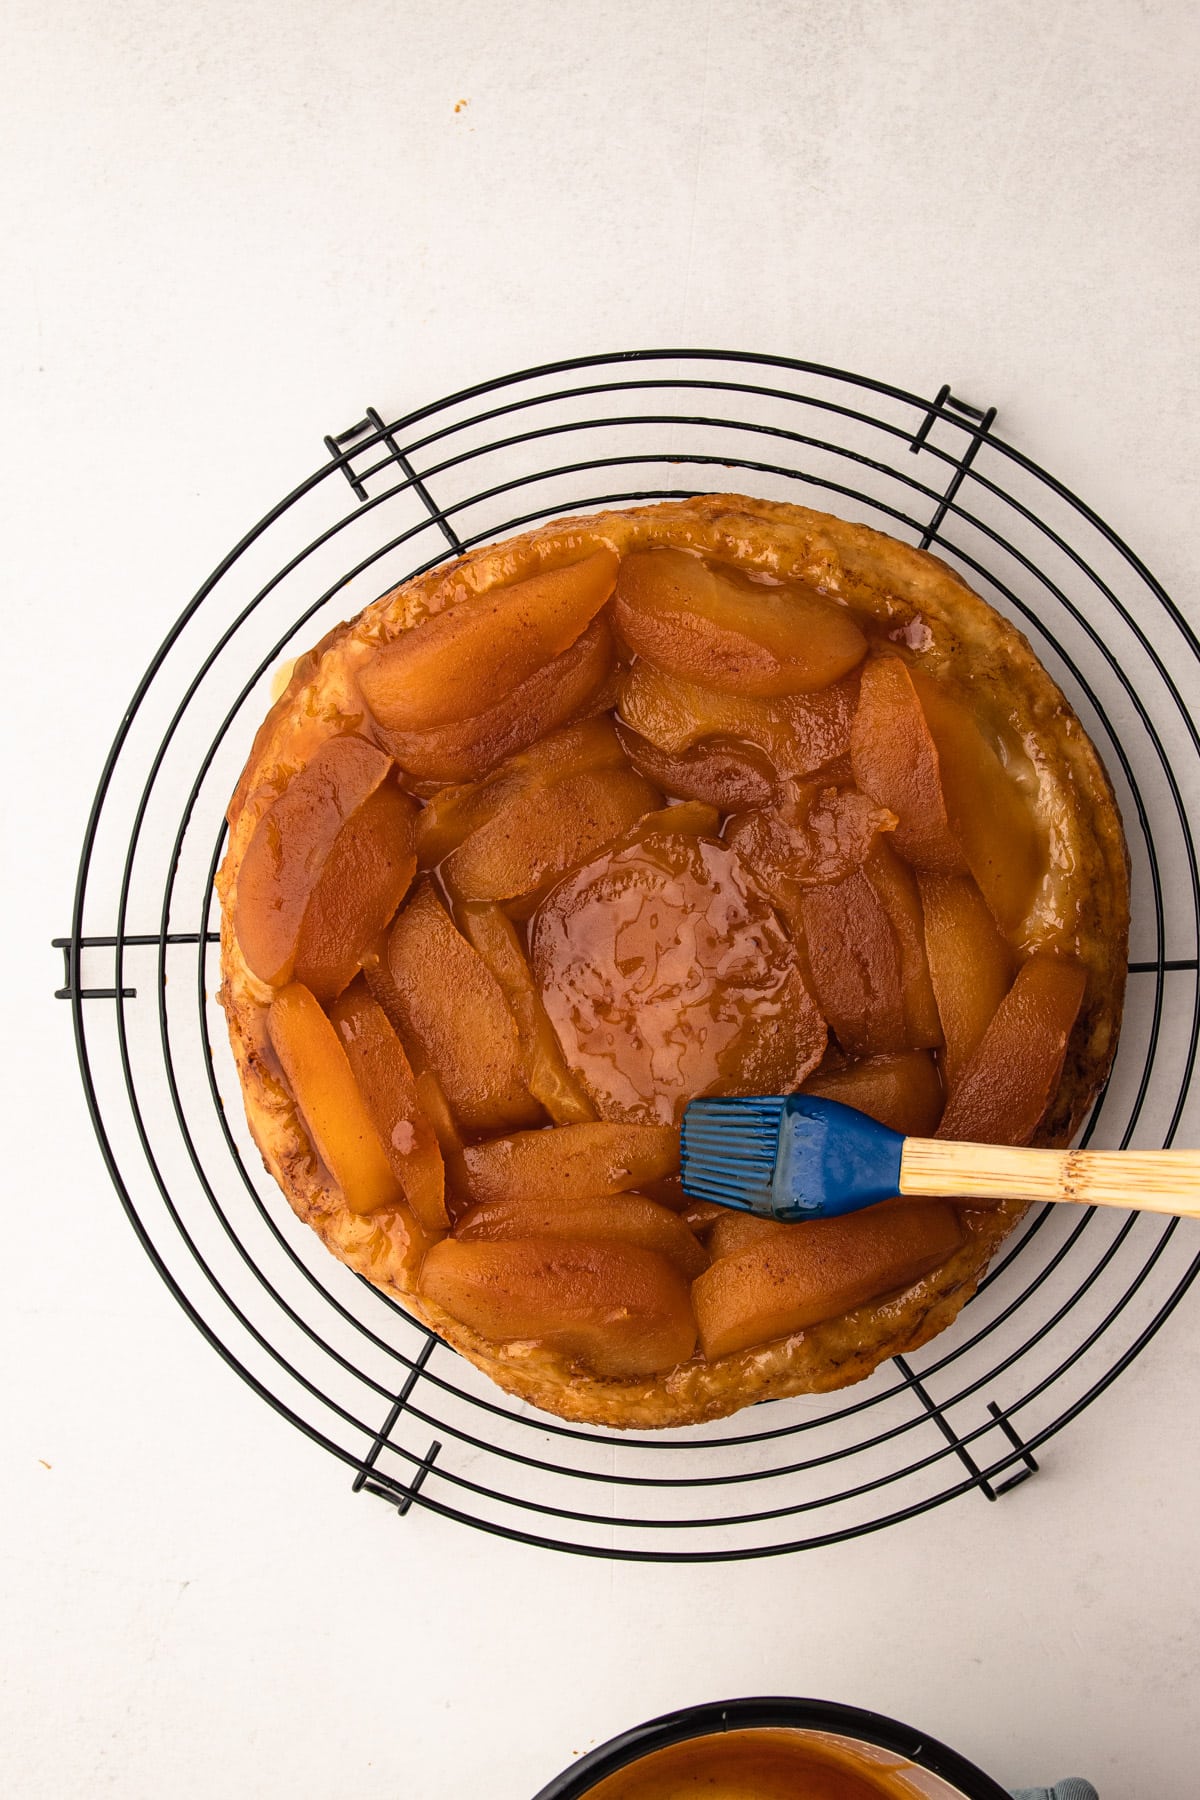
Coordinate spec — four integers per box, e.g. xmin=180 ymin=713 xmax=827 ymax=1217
xmin=361 ymin=928 xmax=411 ymax=1026
xmin=783 ymin=682 xmax=863 ymax=778
xmin=938 ymin=954 xmax=1087 ymax=1145
xmin=413 ymin=1074 xmax=468 ymax=1220
xmin=919 ymin=872 xmax=1014 ymax=1083
xmin=616 ymin=665 xmax=736 ymax=754
xmin=682 ymin=1198 xmax=729 ymax=1233
xmin=863 ymin=840 xmax=942 ymax=1048
xmin=727 ymin=779 xmax=896 ymax=911
xmin=704 ymin=1210 xmax=790 ymax=1263
xmin=616 ymin=724 xmax=778 ymax=814
xmin=798 ymin=870 xmax=909 ymax=1055
xmin=235 ymin=736 xmax=399 ymax=988
xmin=455 ymin=1192 xmax=708 ymax=1279
xmin=419 ymin=1237 xmax=697 ymax=1376
xmin=377 ymin=615 xmax=614 ymax=783
xmin=266 ymin=983 xmax=404 ymax=1214
xmin=850 ymin=656 xmax=966 ymax=873
xmin=716 ymin=961 xmax=828 ymax=1103
xmin=362 ymin=929 xmax=483 ymax=1191
xmin=532 ymin=827 xmax=820 ymax=1123
xmin=641 ymin=1172 xmax=687 ymax=1211
xmin=326 ymin=981 xmax=448 ymax=1230
xmin=443 ymin=768 xmax=660 ymax=912
xmin=415 ymin=717 xmax=626 ymax=867
xmin=618 ymin=664 xmax=858 ymax=778
xmin=359 ymin=548 xmax=618 ymax=731
xmin=911 ymin=669 xmax=1045 ymax=933
xmin=292 ymin=780 xmax=418 ymax=1001
xmin=497 ymin=713 xmax=628 ymax=784
xmin=803 ymin=1049 xmax=944 ymax=1137
xmin=692 ymin=1202 xmax=963 ymax=1359
xmin=614 ymin=548 xmax=867 ymax=695
xmin=458 ymin=1121 xmax=679 ymax=1206
xmin=458 ymin=904 xmax=595 ymax=1123
xmin=414 ymin=777 xmax=509 ymax=871
xmin=383 ymin=882 xmax=542 ymax=1131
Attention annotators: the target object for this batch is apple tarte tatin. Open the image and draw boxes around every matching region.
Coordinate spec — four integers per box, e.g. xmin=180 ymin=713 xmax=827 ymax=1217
xmin=217 ymin=496 xmax=1128 ymax=1428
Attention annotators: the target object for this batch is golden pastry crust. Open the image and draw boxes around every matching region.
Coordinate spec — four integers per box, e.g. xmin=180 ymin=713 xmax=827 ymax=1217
xmin=217 ymin=495 xmax=1129 ymax=1429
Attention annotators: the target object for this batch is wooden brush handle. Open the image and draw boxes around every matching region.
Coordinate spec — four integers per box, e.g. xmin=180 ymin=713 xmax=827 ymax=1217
xmin=899 ymin=1138 xmax=1200 ymax=1219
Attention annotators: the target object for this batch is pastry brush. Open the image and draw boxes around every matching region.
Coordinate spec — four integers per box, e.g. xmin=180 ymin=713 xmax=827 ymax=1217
xmin=680 ymin=1094 xmax=1200 ymax=1221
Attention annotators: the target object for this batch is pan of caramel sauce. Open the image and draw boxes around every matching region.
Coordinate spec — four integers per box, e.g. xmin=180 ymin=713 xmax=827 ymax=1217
xmin=576 ymin=1728 xmax=923 ymax=1799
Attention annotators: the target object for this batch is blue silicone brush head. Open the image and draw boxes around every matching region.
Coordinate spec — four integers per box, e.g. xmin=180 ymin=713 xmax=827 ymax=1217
xmin=681 ymin=1093 xmax=906 ymax=1222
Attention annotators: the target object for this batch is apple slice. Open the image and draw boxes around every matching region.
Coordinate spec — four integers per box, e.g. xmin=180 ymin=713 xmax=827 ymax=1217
xmin=266 ymin=983 xmax=405 ymax=1214
xmin=614 ymin=548 xmax=867 ymax=694
xmin=382 ymin=881 xmax=542 ymax=1132
xmin=235 ymin=736 xmax=407 ymax=989
xmin=458 ymin=903 xmax=596 ymax=1123
xmin=616 ymin=725 xmax=778 ymax=814
xmin=360 ymin=942 xmax=471 ymax=1174
xmin=415 ymin=777 xmax=502 ymax=870
xmin=803 ymin=1049 xmax=944 ymax=1137
xmin=640 ymin=1172 xmax=687 ymax=1211
xmin=412 ymin=1072 xmax=469 ymax=1221
xmin=458 ymin=1121 xmax=679 ymax=1206
xmin=455 ymin=1192 xmax=708 ymax=1280
xmin=359 ymin=547 xmax=618 ymax=732
xmin=419 ymin=1237 xmax=697 ymax=1376
xmin=377 ymin=615 xmax=614 ymax=783
xmin=781 ymin=681 xmax=863 ymax=778
xmin=496 ymin=713 xmax=628 ymax=784
xmin=682 ymin=1198 xmax=729 ymax=1233
xmin=727 ymin=779 xmax=897 ymax=912
xmin=919 ymin=872 xmax=1015 ymax=1084
xmin=798 ymin=869 xmax=909 ymax=1055
xmin=715 ymin=961 xmax=828 ymax=1102
xmin=850 ymin=656 xmax=966 ymax=873
xmin=704 ymin=1210 xmax=790 ymax=1263
xmin=863 ymin=840 xmax=942 ymax=1048
xmin=692 ymin=1202 xmax=963 ymax=1359
xmin=291 ymin=779 xmax=419 ymax=1001
xmin=911 ymin=669 xmax=1045 ymax=933
xmin=326 ymin=981 xmax=448 ymax=1230
xmin=618 ymin=664 xmax=859 ymax=779
xmin=938 ymin=954 xmax=1087 ymax=1145
xmin=442 ymin=767 xmax=660 ymax=912
xmin=415 ymin=717 xmax=627 ymax=867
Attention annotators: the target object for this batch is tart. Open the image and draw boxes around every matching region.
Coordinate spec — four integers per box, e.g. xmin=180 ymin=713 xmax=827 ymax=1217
xmin=217 ymin=495 xmax=1129 ymax=1429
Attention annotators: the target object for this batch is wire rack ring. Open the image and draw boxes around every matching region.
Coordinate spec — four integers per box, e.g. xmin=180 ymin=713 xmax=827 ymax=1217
xmin=59 ymin=349 xmax=1200 ymax=1561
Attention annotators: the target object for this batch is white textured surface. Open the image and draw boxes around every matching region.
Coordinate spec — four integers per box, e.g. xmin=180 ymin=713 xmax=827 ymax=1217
xmin=4 ymin=2 xmax=1200 ymax=1795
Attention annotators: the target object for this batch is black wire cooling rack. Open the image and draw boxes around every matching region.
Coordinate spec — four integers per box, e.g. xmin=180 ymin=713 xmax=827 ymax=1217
xmin=57 ymin=349 xmax=1200 ymax=1560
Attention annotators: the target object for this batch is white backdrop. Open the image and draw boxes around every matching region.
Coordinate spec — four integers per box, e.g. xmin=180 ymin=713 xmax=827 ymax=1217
xmin=4 ymin=3 xmax=1199 ymax=1796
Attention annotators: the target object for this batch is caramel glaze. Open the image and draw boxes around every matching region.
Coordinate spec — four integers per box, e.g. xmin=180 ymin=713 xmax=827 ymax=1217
xmin=218 ymin=494 xmax=1129 ymax=1428
xmin=580 ymin=1729 xmax=917 ymax=1800
xmin=530 ymin=828 xmax=811 ymax=1126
